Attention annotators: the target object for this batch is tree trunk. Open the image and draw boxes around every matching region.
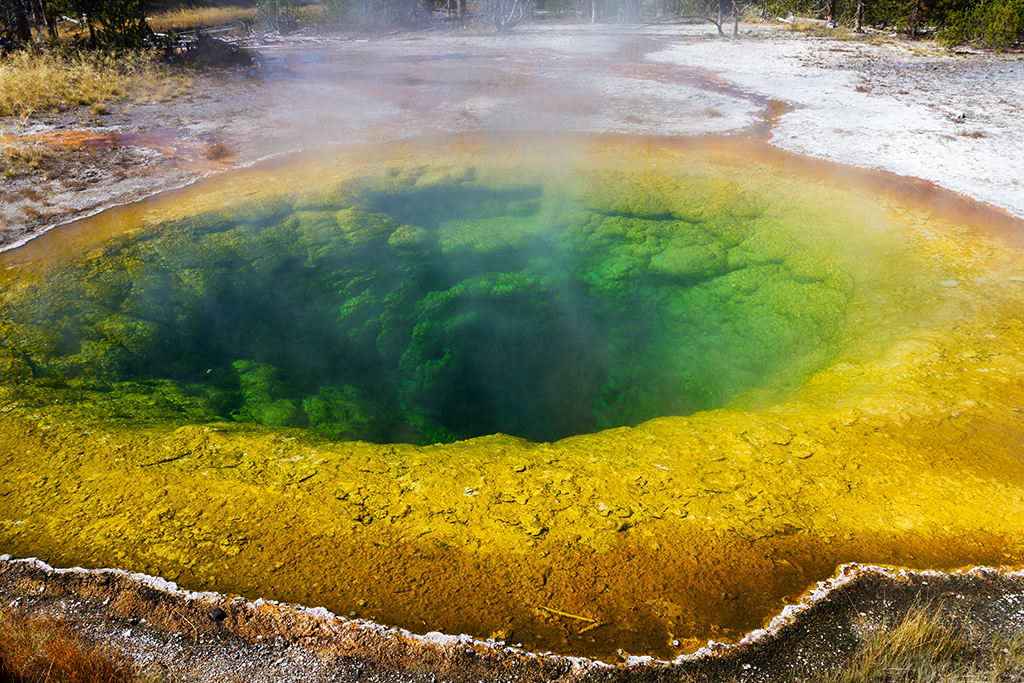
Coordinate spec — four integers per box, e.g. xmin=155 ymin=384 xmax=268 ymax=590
xmin=731 ymin=0 xmax=737 ymax=36
xmin=46 ymin=6 xmax=58 ymax=39
xmin=458 ymin=0 xmax=466 ymax=27
xmin=917 ymin=0 xmax=928 ymax=22
xmin=12 ymin=0 xmax=34 ymax=43
xmin=826 ymin=0 xmax=836 ymax=27
xmin=86 ymin=13 xmax=96 ymax=48
xmin=854 ymin=0 xmax=864 ymax=32
xmin=910 ymin=0 xmax=928 ymax=31
xmin=30 ymin=0 xmax=48 ymax=40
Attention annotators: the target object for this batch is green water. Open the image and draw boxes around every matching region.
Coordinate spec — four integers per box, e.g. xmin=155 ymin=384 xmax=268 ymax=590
xmin=0 ymin=163 xmax=851 ymax=444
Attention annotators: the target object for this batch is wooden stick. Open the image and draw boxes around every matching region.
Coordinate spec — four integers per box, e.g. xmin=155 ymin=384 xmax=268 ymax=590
xmin=538 ymin=606 xmax=595 ymax=623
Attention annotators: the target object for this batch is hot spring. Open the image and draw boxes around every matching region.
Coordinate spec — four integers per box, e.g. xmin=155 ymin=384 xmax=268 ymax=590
xmin=3 ymin=134 xmax=1024 ymax=661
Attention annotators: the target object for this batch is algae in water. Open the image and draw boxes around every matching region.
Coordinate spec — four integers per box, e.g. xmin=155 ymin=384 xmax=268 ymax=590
xmin=0 ymin=163 xmax=851 ymax=444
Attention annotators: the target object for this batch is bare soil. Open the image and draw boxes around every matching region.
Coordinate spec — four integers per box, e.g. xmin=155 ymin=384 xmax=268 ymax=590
xmin=5 ymin=557 xmax=1024 ymax=682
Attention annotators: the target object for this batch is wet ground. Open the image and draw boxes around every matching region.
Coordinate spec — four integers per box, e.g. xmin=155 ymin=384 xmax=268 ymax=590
xmin=6 ymin=556 xmax=1024 ymax=683
xmin=4 ymin=22 xmax=1020 ymax=251
xmin=4 ymin=129 xmax=1024 ymax=665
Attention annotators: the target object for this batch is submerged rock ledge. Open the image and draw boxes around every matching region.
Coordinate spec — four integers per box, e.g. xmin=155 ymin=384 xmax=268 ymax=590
xmin=2 ymin=556 xmax=1023 ymax=682
xmin=4 ymin=139 xmax=1024 ymax=660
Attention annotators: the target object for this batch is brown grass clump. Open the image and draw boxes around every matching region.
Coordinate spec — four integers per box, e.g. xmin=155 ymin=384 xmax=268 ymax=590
xmin=0 ymin=50 xmax=191 ymax=118
xmin=147 ymin=5 xmax=257 ymax=33
xmin=825 ymin=602 xmax=1024 ymax=683
xmin=204 ymin=141 xmax=232 ymax=160
xmin=785 ymin=18 xmax=856 ymax=39
xmin=0 ymin=135 xmax=57 ymax=178
xmin=0 ymin=606 xmax=141 ymax=683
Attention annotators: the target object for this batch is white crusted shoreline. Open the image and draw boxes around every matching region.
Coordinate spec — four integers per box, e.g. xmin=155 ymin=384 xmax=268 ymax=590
xmin=6 ymin=552 xmax=1024 ymax=681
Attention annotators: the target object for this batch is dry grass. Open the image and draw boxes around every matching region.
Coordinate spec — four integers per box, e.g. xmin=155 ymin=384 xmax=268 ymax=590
xmin=3 ymin=598 xmax=1024 ymax=683
xmin=0 ymin=605 xmax=142 ymax=683
xmin=785 ymin=17 xmax=857 ymax=39
xmin=823 ymin=602 xmax=1024 ymax=683
xmin=781 ymin=17 xmax=899 ymax=45
xmin=0 ymin=50 xmax=191 ymax=118
xmin=147 ymin=5 xmax=258 ymax=33
xmin=0 ymin=134 xmax=60 ymax=178
xmin=204 ymin=141 xmax=233 ymax=160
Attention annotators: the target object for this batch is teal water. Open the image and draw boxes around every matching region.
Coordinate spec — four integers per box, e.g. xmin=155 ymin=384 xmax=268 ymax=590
xmin=0 ymin=161 xmax=851 ymax=444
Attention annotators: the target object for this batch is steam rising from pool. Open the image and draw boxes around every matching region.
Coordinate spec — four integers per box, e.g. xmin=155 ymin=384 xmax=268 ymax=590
xmin=8 ymin=137 xmax=1021 ymax=662
xmin=0 ymin=159 xmax=850 ymax=444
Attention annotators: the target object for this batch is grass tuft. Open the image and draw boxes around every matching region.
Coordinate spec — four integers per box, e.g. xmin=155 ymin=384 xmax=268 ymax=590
xmin=0 ymin=134 xmax=58 ymax=178
xmin=0 ymin=50 xmax=191 ymax=118
xmin=827 ymin=602 xmax=1024 ymax=683
xmin=204 ymin=141 xmax=233 ymax=160
xmin=0 ymin=605 xmax=142 ymax=683
xmin=147 ymin=5 xmax=257 ymax=33
xmin=785 ymin=17 xmax=857 ymax=39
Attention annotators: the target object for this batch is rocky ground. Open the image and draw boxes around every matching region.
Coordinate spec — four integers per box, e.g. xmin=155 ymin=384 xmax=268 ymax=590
xmin=2 ymin=19 xmax=1024 ymax=682
xmin=6 ymin=556 xmax=1024 ymax=682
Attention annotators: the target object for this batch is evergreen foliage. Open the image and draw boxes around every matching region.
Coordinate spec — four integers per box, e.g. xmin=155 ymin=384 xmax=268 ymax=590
xmin=48 ymin=0 xmax=151 ymax=48
xmin=937 ymin=0 xmax=1024 ymax=46
xmin=93 ymin=0 xmax=151 ymax=48
xmin=1 ymin=0 xmax=1020 ymax=57
xmin=0 ymin=0 xmax=151 ymax=48
xmin=672 ymin=0 xmax=1022 ymax=44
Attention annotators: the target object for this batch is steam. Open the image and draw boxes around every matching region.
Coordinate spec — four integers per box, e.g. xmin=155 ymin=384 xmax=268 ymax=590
xmin=0 ymin=149 xmax=858 ymax=446
xmin=244 ymin=22 xmax=758 ymax=162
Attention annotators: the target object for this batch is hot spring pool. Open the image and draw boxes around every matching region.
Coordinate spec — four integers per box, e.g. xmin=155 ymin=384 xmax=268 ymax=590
xmin=2 ymin=134 xmax=1024 ymax=661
